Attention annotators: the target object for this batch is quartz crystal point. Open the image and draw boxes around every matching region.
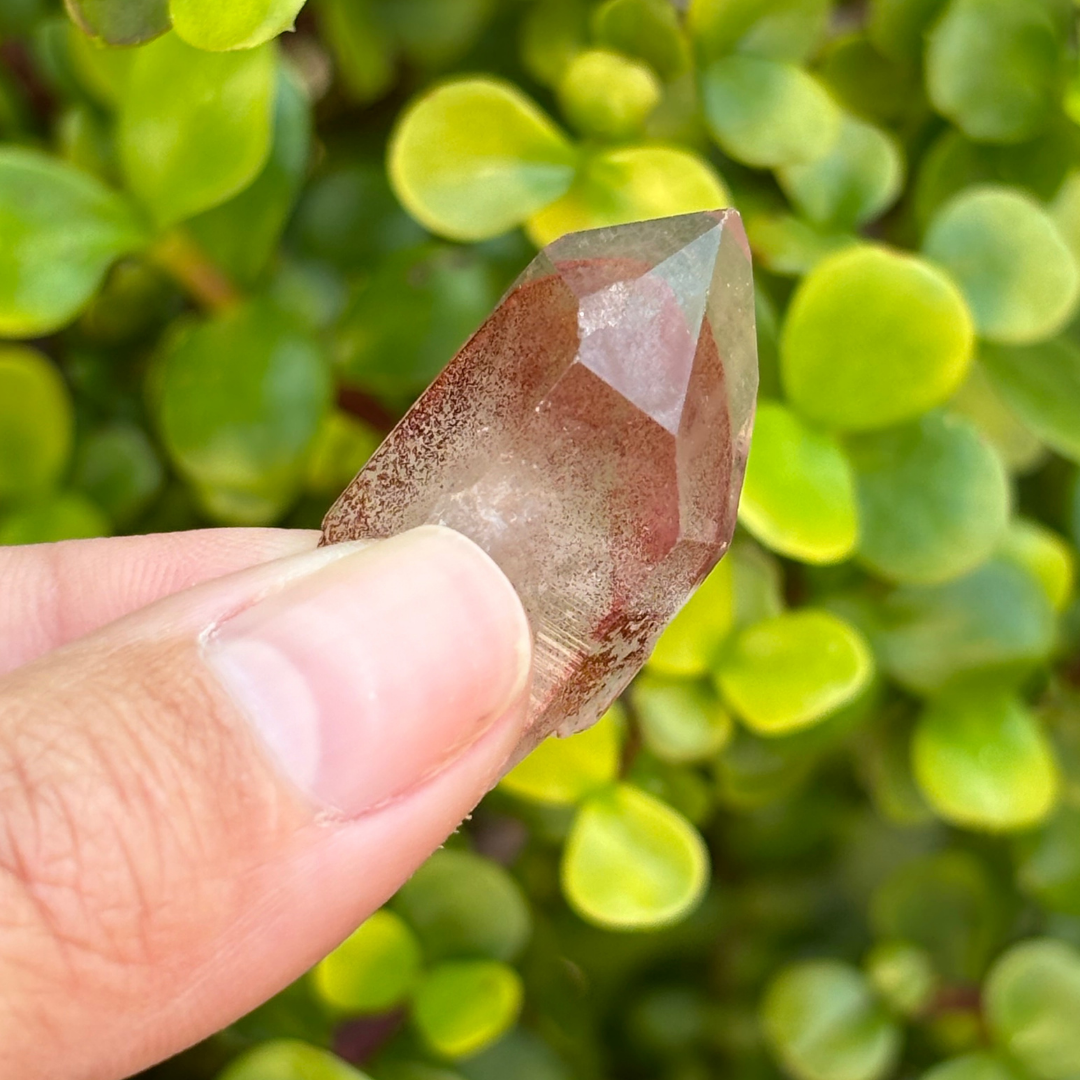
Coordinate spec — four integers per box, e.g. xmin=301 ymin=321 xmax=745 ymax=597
xmin=323 ymin=210 xmax=757 ymax=752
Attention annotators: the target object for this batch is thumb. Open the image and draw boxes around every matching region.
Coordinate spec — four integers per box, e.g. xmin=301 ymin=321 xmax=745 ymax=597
xmin=0 ymin=525 xmax=532 ymax=1080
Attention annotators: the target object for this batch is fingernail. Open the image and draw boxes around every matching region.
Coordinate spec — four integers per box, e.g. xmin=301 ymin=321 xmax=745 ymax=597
xmin=204 ymin=526 xmax=532 ymax=816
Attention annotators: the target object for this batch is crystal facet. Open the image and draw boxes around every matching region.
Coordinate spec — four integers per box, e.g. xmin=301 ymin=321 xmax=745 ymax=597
xmin=323 ymin=210 xmax=758 ymax=751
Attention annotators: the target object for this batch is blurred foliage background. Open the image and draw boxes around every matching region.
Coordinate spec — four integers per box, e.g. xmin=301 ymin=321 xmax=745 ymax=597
xmin=1 ymin=0 xmax=1080 ymax=1078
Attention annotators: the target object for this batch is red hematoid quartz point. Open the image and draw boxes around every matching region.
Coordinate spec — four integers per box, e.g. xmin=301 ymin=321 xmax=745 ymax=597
xmin=323 ymin=210 xmax=758 ymax=752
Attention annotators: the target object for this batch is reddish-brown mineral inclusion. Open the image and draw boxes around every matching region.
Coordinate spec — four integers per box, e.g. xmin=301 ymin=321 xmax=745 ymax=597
xmin=323 ymin=210 xmax=758 ymax=752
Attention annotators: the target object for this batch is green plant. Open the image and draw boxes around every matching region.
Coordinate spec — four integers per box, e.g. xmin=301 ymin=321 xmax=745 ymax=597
xmin=0 ymin=1 xmax=1079 ymax=1079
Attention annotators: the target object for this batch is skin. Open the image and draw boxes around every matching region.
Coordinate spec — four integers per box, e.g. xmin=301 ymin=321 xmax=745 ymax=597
xmin=0 ymin=526 xmax=532 ymax=1080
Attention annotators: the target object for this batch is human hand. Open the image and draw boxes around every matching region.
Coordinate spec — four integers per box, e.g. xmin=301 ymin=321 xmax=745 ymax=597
xmin=0 ymin=525 xmax=532 ymax=1080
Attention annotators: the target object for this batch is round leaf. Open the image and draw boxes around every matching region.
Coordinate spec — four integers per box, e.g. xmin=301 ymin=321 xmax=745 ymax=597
xmin=171 ymin=0 xmax=305 ymax=50
xmin=391 ymin=849 xmax=531 ymax=963
xmin=717 ymin=610 xmax=874 ymax=736
xmin=913 ymin=691 xmax=1059 ymax=832
xmin=156 ymin=299 xmax=332 ymax=525
xmin=689 ymin=0 xmax=831 ymax=64
xmin=0 ymin=492 xmax=109 ymax=545
xmin=701 ymin=55 xmax=841 ymax=169
xmin=980 ymin=337 xmax=1080 ymax=463
xmin=591 ymin=0 xmax=690 ymax=81
xmin=561 ymin=783 xmax=708 ymax=929
xmin=500 ymin=706 xmax=622 ymax=806
xmin=739 ymin=401 xmax=858 ymax=565
xmin=926 ymin=0 xmax=1064 ymax=144
xmin=413 ymin=961 xmax=523 ymax=1061
xmin=1016 ymin=806 xmax=1080 ymax=917
xmin=313 ymin=910 xmax=422 ymax=1015
xmin=923 ymin=186 xmax=1079 ymax=345
xmin=998 ymin=518 xmax=1075 ymax=611
xmin=557 ymin=49 xmax=660 ymax=140
xmin=631 ymin=673 xmax=733 ymax=763
xmin=865 ymin=940 xmax=937 ymax=1018
xmin=0 ymin=148 xmax=147 ymax=337
xmin=0 ymin=346 xmax=73 ymax=503
xmin=777 ymin=113 xmax=904 ymax=229
xmin=64 ymin=0 xmax=170 ymax=45
xmin=120 ymin=33 xmax=276 ymax=227
xmin=649 ymin=558 xmax=735 ymax=676
xmin=849 ymin=410 xmax=1010 ymax=585
xmin=876 ymin=557 xmax=1056 ymax=694
xmin=71 ymin=423 xmax=163 ymax=527
xmin=220 ymin=1040 xmax=369 ymax=1080
xmin=389 ymin=79 xmax=576 ymax=242
xmin=762 ymin=960 xmax=901 ymax=1080
xmin=985 ymin=939 xmax=1080 ymax=1080
xmin=781 ymin=245 xmax=974 ymax=431
xmin=526 ymin=145 xmax=728 ymax=247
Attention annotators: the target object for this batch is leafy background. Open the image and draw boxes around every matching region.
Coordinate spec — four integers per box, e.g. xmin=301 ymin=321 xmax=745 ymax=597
xmin=1 ymin=0 xmax=1080 ymax=1078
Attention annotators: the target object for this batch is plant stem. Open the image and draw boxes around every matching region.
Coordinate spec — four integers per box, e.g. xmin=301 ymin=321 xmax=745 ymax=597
xmin=151 ymin=229 xmax=242 ymax=315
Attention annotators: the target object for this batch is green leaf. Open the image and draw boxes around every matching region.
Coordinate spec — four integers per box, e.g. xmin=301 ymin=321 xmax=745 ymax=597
xmin=921 ymin=1052 xmax=1030 ymax=1080
xmin=781 ymin=245 xmax=974 ymax=431
xmin=985 ymin=938 xmax=1080 ymax=1080
xmin=865 ymin=941 xmax=937 ymax=1018
xmin=120 ymin=34 xmax=276 ymax=228
xmin=0 ymin=346 xmax=73 ymax=504
xmin=745 ymin=212 xmax=858 ymax=278
xmin=849 ymin=411 xmax=1010 ymax=585
xmin=66 ymin=27 xmax=137 ymax=106
xmin=716 ymin=610 xmax=874 ymax=736
xmin=761 ymin=961 xmax=901 ymax=1080
xmin=378 ymin=0 xmax=493 ymax=69
xmin=391 ymin=849 xmax=531 ymax=962
xmin=871 ymin=850 xmax=1008 ymax=981
xmin=980 ymin=337 xmax=1080 ymax=463
xmin=1016 ymin=806 xmax=1080 ymax=917
xmin=500 ymin=706 xmax=622 ymax=806
xmin=948 ymin=360 xmax=1046 ymax=473
xmin=71 ymin=423 xmax=163 ymax=528
xmin=714 ymin=726 xmax=814 ymax=808
xmin=689 ymin=0 xmax=831 ymax=64
xmin=0 ymin=492 xmax=110 ymax=545
xmin=591 ymin=0 xmax=690 ymax=81
xmin=777 ymin=113 xmax=904 ymax=229
xmin=875 ymin=557 xmax=1056 ymax=694
xmin=334 ymin=245 xmax=499 ymax=401
xmin=913 ymin=690 xmax=1059 ymax=832
xmin=187 ymin=65 xmax=311 ymax=286
xmin=314 ymin=0 xmax=395 ymax=104
xmin=631 ymin=673 xmax=733 ymax=763
xmin=561 ymin=783 xmax=708 ymax=929
xmin=459 ymin=1029 xmax=570 ymax=1080
xmin=867 ymin=0 xmax=947 ymax=67
xmin=156 ymin=299 xmax=332 ymax=525
xmin=557 ymin=50 xmax=661 ymax=140
xmin=413 ymin=961 xmax=523 ymax=1060
xmin=64 ymin=0 xmax=170 ymax=45
xmin=731 ymin=540 xmax=785 ymax=629
xmin=0 ymin=148 xmax=147 ymax=338
xmin=525 ymin=145 xmax=728 ymax=247
xmin=998 ymin=518 xmax=1075 ymax=611
xmin=171 ymin=0 xmax=305 ymax=51
xmin=923 ymin=186 xmax=1079 ymax=345
xmin=739 ymin=401 xmax=859 ymax=565
xmin=304 ymin=411 xmax=381 ymax=497
xmin=817 ymin=34 xmax=916 ymax=125
xmin=649 ymin=558 xmax=735 ymax=676
xmin=926 ymin=0 xmax=1065 ymax=145
xmin=520 ymin=0 xmax=589 ymax=87
xmin=313 ymin=910 xmax=422 ymax=1015
xmin=219 ymin=1040 xmax=369 ymax=1080
xmin=701 ymin=55 xmax=841 ymax=169
xmin=389 ymin=79 xmax=576 ymax=242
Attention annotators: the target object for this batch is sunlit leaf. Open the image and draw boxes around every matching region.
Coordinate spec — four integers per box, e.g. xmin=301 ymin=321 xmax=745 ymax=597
xmin=120 ymin=34 xmax=275 ymax=228
xmin=649 ymin=559 xmax=735 ymax=676
xmin=781 ymin=245 xmax=974 ymax=431
xmin=998 ymin=518 xmax=1075 ymax=611
xmin=220 ymin=1040 xmax=368 ymax=1080
xmin=921 ymin=1053 xmax=1029 ymax=1080
xmin=739 ymin=401 xmax=858 ymax=565
xmin=865 ymin=940 xmax=937 ymax=1018
xmin=557 ymin=50 xmax=661 ymax=140
xmin=171 ymin=0 xmax=305 ymax=51
xmin=717 ymin=610 xmax=874 ymax=736
xmin=389 ymin=79 xmax=576 ymax=242
xmin=631 ymin=673 xmax=733 ymax=763
xmin=562 ymin=783 xmax=708 ymax=929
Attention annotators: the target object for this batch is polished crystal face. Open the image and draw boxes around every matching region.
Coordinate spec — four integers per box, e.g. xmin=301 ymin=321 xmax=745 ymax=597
xmin=323 ymin=210 xmax=758 ymax=750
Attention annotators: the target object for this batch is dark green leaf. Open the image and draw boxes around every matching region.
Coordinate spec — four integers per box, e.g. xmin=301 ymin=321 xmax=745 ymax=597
xmin=64 ymin=0 xmax=170 ymax=45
